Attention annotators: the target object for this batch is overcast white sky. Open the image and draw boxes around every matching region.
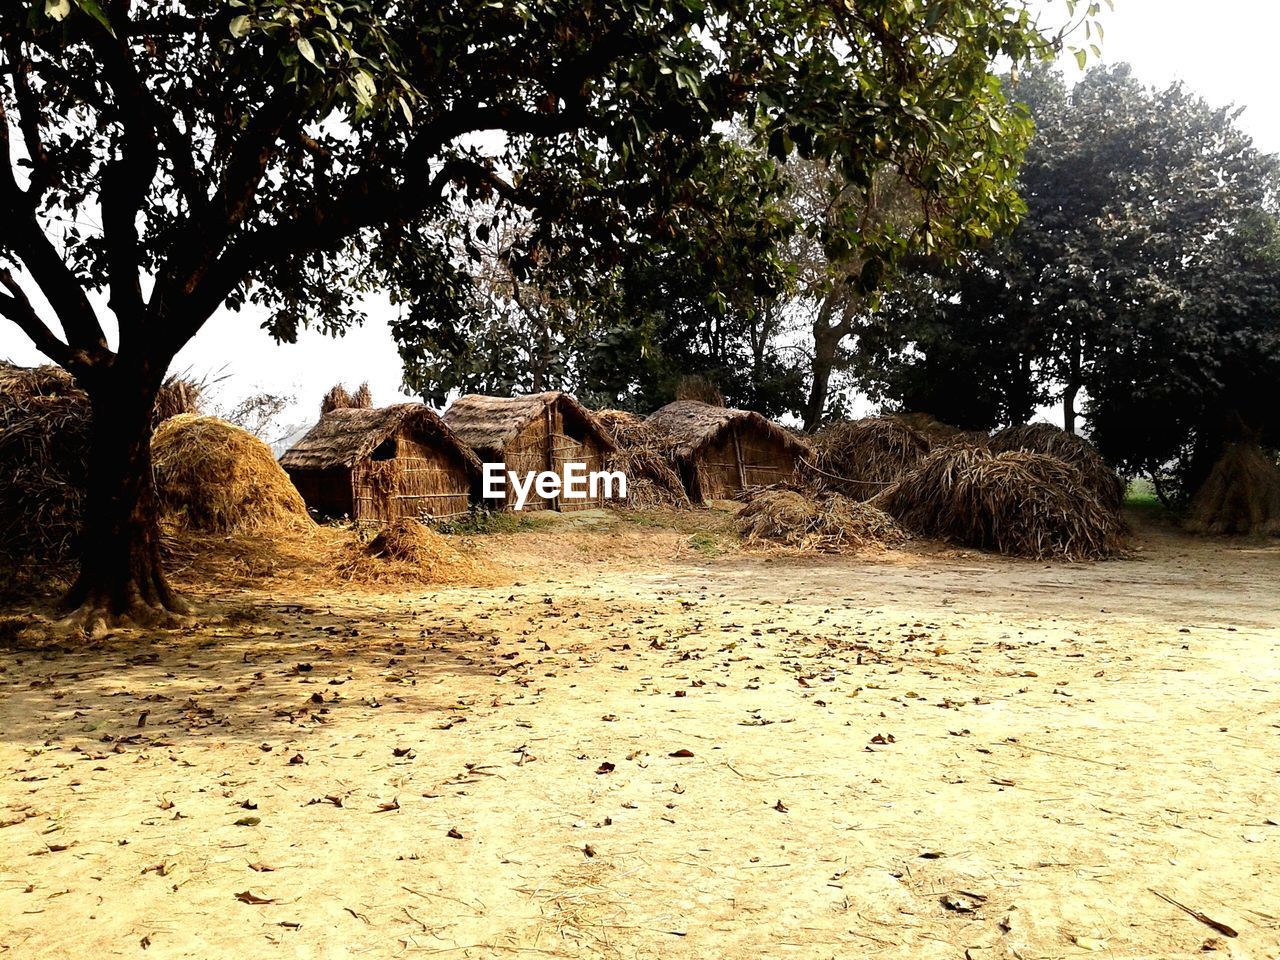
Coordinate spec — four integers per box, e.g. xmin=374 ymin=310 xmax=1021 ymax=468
xmin=3 ymin=0 xmax=1278 ymax=439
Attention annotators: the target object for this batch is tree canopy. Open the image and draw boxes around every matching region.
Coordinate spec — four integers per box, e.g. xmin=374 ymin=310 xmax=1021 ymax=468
xmin=854 ymin=64 xmax=1280 ymax=495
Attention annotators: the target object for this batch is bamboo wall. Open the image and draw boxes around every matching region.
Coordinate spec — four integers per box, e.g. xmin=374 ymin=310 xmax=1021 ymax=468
xmin=689 ymin=424 xmax=799 ymax=501
xmin=492 ymin=401 xmax=611 ymax=511
xmin=351 ymin=432 xmax=473 ymax=521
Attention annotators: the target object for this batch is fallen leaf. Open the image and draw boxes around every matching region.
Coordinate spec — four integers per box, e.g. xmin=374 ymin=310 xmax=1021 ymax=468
xmin=669 ymin=749 xmax=694 ymax=758
xmin=235 ymin=890 xmax=277 ymax=905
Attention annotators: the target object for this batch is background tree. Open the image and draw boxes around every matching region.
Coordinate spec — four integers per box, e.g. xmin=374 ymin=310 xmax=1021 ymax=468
xmin=1 ymin=0 xmax=1083 ymax=626
xmin=854 ymin=63 xmax=1280 ymax=494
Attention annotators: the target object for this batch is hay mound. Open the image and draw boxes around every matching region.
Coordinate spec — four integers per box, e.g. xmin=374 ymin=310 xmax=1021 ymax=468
xmin=151 ymin=414 xmax=311 ymax=534
xmin=812 ymin=417 xmax=930 ymax=499
xmin=878 ymin=445 xmax=1125 ymax=560
xmin=597 ymin=409 xmax=690 ymax=509
xmin=739 ymin=488 xmax=907 ymax=553
xmin=152 ymin=374 xmax=204 ymax=427
xmin=888 ymin=412 xmax=967 ymax=445
xmin=1186 ymin=443 xmax=1280 ymax=536
xmin=990 ymin=423 xmax=1125 ymax=510
xmin=336 ymin=518 xmax=476 ymax=583
xmin=0 ymin=364 xmax=90 ymax=563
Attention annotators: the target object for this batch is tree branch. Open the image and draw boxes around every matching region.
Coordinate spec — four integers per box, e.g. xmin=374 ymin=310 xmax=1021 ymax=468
xmin=0 ymin=268 xmax=72 ymax=367
xmin=84 ymin=19 xmax=161 ymax=332
xmin=2 ymin=37 xmax=54 ymax=198
xmin=0 ymin=92 xmax=109 ymax=358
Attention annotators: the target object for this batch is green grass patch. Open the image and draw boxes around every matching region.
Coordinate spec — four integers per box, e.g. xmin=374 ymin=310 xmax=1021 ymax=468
xmin=437 ymin=508 xmax=555 ymax=536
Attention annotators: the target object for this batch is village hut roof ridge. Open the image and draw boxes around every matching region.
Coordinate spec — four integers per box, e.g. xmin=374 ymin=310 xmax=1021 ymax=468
xmin=280 ymin=404 xmax=481 ymax=475
xmin=646 ymin=399 xmax=811 ymax=459
xmin=443 ymin=392 xmax=617 ymax=456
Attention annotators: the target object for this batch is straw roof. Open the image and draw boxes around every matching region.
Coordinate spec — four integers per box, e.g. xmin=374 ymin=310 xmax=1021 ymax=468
xmin=646 ymin=400 xmax=811 ymax=460
xmin=281 ymin=404 xmax=481 ymax=475
xmin=443 ymin=392 xmax=616 ymax=459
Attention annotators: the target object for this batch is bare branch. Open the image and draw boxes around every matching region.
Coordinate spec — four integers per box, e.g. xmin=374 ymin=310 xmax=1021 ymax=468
xmin=0 ymin=89 xmax=110 ymax=357
xmin=0 ymin=268 xmax=72 ymax=367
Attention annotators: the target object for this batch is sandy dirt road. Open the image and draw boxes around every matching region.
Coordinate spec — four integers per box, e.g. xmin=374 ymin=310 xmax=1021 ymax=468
xmin=2 ymin=514 xmax=1278 ymax=959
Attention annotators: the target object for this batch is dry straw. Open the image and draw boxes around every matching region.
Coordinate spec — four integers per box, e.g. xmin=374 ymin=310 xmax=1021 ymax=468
xmin=738 ymin=487 xmax=908 ymax=553
xmin=335 ymin=518 xmax=479 ymax=584
xmin=1186 ymin=443 xmax=1280 ymax=536
xmin=0 ymin=364 xmax=91 ymax=563
xmin=878 ymin=444 xmax=1126 ymax=560
xmin=151 ymin=414 xmax=312 ymax=534
xmin=811 ymin=417 xmax=930 ymax=498
xmin=989 ymin=422 xmax=1125 ymax=511
xmin=596 ymin=408 xmax=690 ymax=508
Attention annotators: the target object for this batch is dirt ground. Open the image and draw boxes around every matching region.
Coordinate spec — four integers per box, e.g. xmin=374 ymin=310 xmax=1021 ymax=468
xmin=2 ymin=510 xmax=1278 ymax=959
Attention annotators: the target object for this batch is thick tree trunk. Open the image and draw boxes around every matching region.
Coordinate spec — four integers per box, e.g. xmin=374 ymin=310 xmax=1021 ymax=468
xmin=803 ymin=327 xmax=840 ymax=432
xmin=61 ymin=372 xmax=187 ymax=631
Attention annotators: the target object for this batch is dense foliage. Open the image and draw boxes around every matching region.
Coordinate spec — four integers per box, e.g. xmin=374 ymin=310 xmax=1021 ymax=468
xmin=855 ymin=65 xmax=1280 ymax=496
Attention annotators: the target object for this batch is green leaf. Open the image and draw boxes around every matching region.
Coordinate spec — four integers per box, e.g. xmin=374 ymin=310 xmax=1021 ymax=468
xmin=229 ymin=14 xmax=251 ymax=38
xmin=297 ymin=37 xmax=319 ymax=68
xmin=1073 ymin=48 xmax=1087 ymax=70
xmin=44 ymin=0 xmax=71 ymax=21
xmin=351 ymin=70 xmax=377 ymax=107
xmin=75 ymin=0 xmax=115 ymax=34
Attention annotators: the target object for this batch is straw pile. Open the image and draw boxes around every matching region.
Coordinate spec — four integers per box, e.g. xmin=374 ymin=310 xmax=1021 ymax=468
xmin=888 ymin=412 xmax=967 ymax=446
xmin=739 ymin=487 xmax=908 ymax=552
xmin=878 ymin=444 xmax=1126 ymax=560
xmin=0 ymin=364 xmax=90 ymax=563
xmin=152 ymin=374 xmax=204 ymax=427
xmin=151 ymin=414 xmax=312 ymax=534
xmin=674 ymin=374 xmax=724 ymax=406
xmin=990 ymin=423 xmax=1125 ymax=510
xmin=597 ymin=408 xmax=690 ymax=508
xmin=811 ymin=417 xmax=930 ymax=499
xmin=336 ymin=518 xmax=477 ymax=583
xmin=321 ymin=382 xmax=373 ymax=415
xmin=1185 ymin=443 xmax=1280 ymax=536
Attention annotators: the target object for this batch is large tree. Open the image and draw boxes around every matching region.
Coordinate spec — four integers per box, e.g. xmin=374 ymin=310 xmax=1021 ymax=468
xmin=855 ymin=64 xmax=1280 ymax=479
xmin=1 ymin=0 xmax=1080 ymax=627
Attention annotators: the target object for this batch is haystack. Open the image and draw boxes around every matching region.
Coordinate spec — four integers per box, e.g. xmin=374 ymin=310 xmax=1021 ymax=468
xmin=151 ymin=414 xmax=312 ymax=534
xmin=152 ymin=374 xmax=205 ymax=427
xmin=0 ymin=364 xmax=90 ymax=562
xmin=674 ymin=374 xmax=725 ymax=406
xmin=990 ymin=423 xmax=1125 ymax=510
xmin=878 ymin=445 xmax=1125 ymax=560
xmin=811 ymin=417 xmax=930 ymax=499
xmin=738 ymin=488 xmax=907 ymax=552
xmin=336 ymin=518 xmax=477 ymax=584
xmin=1185 ymin=443 xmax=1280 ymax=536
xmin=888 ymin=412 xmax=967 ymax=446
xmin=647 ymin=400 xmax=810 ymax=503
xmin=596 ymin=408 xmax=690 ymax=508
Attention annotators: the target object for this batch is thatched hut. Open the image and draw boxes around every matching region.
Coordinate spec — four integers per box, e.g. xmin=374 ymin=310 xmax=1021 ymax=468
xmin=443 ymin=392 xmax=617 ymax=511
xmin=281 ymin=404 xmax=480 ymax=521
xmin=646 ymin=399 xmax=810 ymax=503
